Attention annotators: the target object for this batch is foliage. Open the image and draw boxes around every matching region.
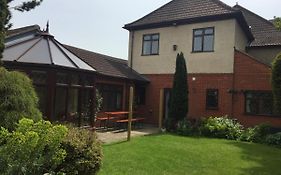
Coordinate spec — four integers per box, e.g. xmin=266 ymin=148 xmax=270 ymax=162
xmin=95 ymin=89 xmax=103 ymax=118
xmin=271 ymin=53 xmax=281 ymax=114
xmin=0 ymin=0 xmax=43 ymax=60
xmin=273 ymin=17 xmax=281 ymax=30
xmin=0 ymin=118 xmax=68 ymax=175
xmin=176 ymin=118 xmax=193 ymax=136
xmin=0 ymin=68 xmax=42 ymax=130
xmin=58 ymin=126 xmax=102 ymax=175
xmin=199 ymin=116 xmax=244 ymax=140
xmin=266 ymin=132 xmax=281 ymax=147
xmin=167 ymin=52 xmax=188 ymax=130
xmin=240 ymin=123 xmax=272 ymax=143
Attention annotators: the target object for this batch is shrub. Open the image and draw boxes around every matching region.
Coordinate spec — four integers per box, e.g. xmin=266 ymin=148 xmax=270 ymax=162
xmin=272 ymin=53 xmax=281 ymax=114
xmin=199 ymin=116 xmax=243 ymax=140
xmin=58 ymin=126 xmax=102 ymax=175
xmin=240 ymin=123 xmax=272 ymax=143
xmin=0 ymin=118 xmax=68 ymax=175
xmin=266 ymin=132 xmax=281 ymax=147
xmin=0 ymin=68 xmax=42 ymax=130
xmin=176 ymin=119 xmax=193 ymax=136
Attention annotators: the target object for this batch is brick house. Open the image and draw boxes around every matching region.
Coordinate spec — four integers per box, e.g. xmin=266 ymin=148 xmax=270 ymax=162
xmin=124 ymin=0 xmax=281 ymax=127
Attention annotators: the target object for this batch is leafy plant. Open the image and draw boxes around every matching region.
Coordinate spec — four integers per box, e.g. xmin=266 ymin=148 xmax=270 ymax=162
xmin=271 ymin=53 xmax=281 ymax=114
xmin=58 ymin=126 xmax=102 ymax=175
xmin=200 ymin=116 xmax=243 ymax=140
xmin=240 ymin=123 xmax=272 ymax=143
xmin=176 ymin=119 xmax=193 ymax=136
xmin=0 ymin=118 xmax=67 ymax=175
xmin=0 ymin=68 xmax=42 ymax=130
xmin=266 ymin=132 xmax=281 ymax=147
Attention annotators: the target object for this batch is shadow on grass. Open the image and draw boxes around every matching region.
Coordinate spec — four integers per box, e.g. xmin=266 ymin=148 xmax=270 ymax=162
xmin=227 ymin=141 xmax=281 ymax=175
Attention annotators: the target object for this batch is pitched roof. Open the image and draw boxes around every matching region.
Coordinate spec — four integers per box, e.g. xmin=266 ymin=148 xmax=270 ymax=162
xmin=6 ymin=25 xmax=40 ymax=38
xmin=124 ymin=0 xmax=253 ymax=40
xmin=125 ymin=0 xmax=237 ymax=29
xmin=233 ymin=5 xmax=281 ymax=47
xmin=64 ymin=45 xmax=149 ymax=82
xmin=3 ymin=32 xmax=95 ymax=72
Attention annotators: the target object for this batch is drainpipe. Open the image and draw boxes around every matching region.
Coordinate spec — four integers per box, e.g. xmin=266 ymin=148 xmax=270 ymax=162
xmin=231 ymin=47 xmax=236 ymax=117
xmin=129 ymin=31 xmax=135 ymax=70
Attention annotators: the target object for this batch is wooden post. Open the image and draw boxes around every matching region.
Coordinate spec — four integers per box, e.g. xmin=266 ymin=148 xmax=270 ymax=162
xmin=158 ymin=89 xmax=164 ymax=129
xmin=127 ymin=86 xmax=134 ymax=141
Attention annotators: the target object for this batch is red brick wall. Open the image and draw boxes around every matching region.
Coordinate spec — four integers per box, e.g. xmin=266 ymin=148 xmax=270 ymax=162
xmin=233 ymin=50 xmax=281 ymax=127
xmin=142 ymin=74 xmax=233 ymax=125
xmin=140 ymin=50 xmax=281 ymax=128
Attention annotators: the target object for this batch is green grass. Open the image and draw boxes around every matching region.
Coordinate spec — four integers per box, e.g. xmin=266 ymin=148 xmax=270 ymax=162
xmin=99 ymin=134 xmax=281 ymax=175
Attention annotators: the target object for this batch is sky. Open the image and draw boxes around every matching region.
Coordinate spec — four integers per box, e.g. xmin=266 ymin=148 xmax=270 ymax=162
xmin=9 ymin=0 xmax=281 ymax=60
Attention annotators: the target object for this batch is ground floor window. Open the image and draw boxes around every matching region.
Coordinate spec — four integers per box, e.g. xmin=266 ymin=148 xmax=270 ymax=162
xmin=206 ymin=89 xmax=219 ymax=110
xmin=245 ymin=91 xmax=273 ymax=115
xmin=97 ymin=84 xmax=123 ymax=111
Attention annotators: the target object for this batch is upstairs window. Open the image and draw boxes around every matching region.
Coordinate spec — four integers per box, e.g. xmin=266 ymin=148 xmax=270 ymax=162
xmin=193 ymin=27 xmax=214 ymax=52
xmin=245 ymin=91 xmax=273 ymax=116
xmin=206 ymin=89 xmax=219 ymax=110
xmin=142 ymin=33 xmax=159 ymax=55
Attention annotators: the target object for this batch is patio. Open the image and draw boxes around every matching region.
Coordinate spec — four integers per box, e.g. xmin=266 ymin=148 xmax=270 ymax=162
xmin=96 ymin=125 xmax=160 ymax=144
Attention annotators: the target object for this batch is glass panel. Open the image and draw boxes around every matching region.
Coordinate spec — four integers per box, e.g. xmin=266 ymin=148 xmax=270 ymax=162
xmin=143 ymin=35 xmax=151 ymax=40
xmin=54 ymin=87 xmax=67 ymax=121
xmin=67 ymin=88 xmax=79 ymax=122
xmin=194 ymin=29 xmax=203 ymax=35
xmin=152 ymin=34 xmax=159 ymax=40
xmin=151 ymin=41 xmax=159 ymax=54
xmin=19 ymin=39 xmax=51 ymax=64
xmin=193 ymin=36 xmax=202 ymax=51
xmin=83 ymin=76 xmax=93 ymax=86
xmin=143 ymin=41 xmax=151 ymax=55
xmin=34 ymin=86 xmax=47 ymax=118
xmin=98 ymin=84 xmax=123 ymax=111
xmin=30 ymin=71 xmax=47 ymax=84
xmin=203 ymin=35 xmax=214 ymax=51
xmin=206 ymin=89 xmax=218 ymax=109
xmin=56 ymin=73 xmax=68 ymax=84
xmin=81 ymin=89 xmax=93 ymax=126
xmin=205 ymin=28 xmax=214 ymax=34
xmin=70 ymin=74 xmax=79 ymax=85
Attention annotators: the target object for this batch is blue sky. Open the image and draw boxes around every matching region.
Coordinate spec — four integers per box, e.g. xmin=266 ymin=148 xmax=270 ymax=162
xmin=10 ymin=0 xmax=280 ymax=60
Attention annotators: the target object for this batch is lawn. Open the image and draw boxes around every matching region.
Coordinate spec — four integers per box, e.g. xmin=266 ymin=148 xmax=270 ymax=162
xmin=99 ymin=134 xmax=281 ymax=175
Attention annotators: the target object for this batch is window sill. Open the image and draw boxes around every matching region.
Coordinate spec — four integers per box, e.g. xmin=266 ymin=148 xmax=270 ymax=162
xmin=244 ymin=113 xmax=281 ymax=118
xmin=206 ymin=107 xmax=219 ymax=111
xmin=141 ymin=54 xmax=159 ymax=56
xmin=191 ymin=50 xmax=214 ymax=53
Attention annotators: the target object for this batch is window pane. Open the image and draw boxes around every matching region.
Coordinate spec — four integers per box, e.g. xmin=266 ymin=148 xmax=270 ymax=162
xmin=67 ymin=88 xmax=79 ymax=122
xmin=152 ymin=34 xmax=159 ymax=40
xmin=194 ymin=29 xmax=203 ymax=35
xmin=54 ymin=87 xmax=67 ymax=121
xmin=151 ymin=41 xmax=159 ymax=54
xmin=193 ymin=36 xmax=202 ymax=51
xmin=30 ymin=71 xmax=47 ymax=84
xmin=203 ymin=35 xmax=214 ymax=51
xmin=34 ymin=86 xmax=47 ymax=117
xmin=245 ymin=92 xmax=273 ymax=115
xmin=205 ymin=28 xmax=214 ymax=34
xmin=143 ymin=41 xmax=151 ymax=55
xmin=56 ymin=73 xmax=68 ymax=84
xmin=206 ymin=89 xmax=218 ymax=109
xmin=144 ymin=35 xmax=151 ymax=40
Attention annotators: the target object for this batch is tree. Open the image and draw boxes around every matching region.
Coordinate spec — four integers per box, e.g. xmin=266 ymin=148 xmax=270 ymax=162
xmin=167 ymin=52 xmax=188 ymax=130
xmin=0 ymin=0 xmax=43 ymax=59
xmin=273 ymin=17 xmax=281 ymax=31
xmin=272 ymin=53 xmax=281 ymax=114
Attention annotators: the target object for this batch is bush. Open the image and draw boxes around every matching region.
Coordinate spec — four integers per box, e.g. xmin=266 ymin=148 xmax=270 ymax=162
xmin=272 ymin=53 xmax=281 ymax=114
xmin=0 ymin=118 xmax=68 ymax=175
xmin=266 ymin=132 xmax=281 ymax=147
xmin=240 ymin=123 xmax=272 ymax=143
xmin=0 ymin=68 xmax=42 ymax=130
xmin=176 ymin=119 xmax=193 ymax=136
xmin=58 ymin=126 xmax=102 ymax=175
xmin=199 ymin=116 xmax=243 ymax=140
